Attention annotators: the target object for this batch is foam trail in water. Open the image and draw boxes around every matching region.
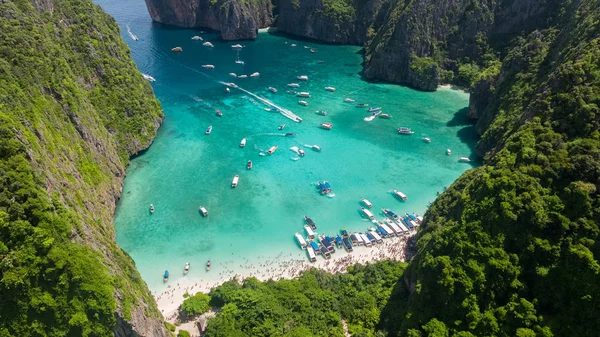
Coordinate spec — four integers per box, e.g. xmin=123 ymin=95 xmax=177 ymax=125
xmin=126 ymin=24 xmax=138 ymax=41
xmin=220 ymin=82 xmax=302 ymax=122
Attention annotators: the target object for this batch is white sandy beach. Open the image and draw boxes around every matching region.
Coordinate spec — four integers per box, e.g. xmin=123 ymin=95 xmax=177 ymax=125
xmin=156 ymin=234 xmax=413 ymax=325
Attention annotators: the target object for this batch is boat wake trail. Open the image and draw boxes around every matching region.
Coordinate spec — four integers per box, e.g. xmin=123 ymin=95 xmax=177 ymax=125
xmin=126 ymin=25 xmax=138 ymax=41
xmin=220 ymin=82 xmax=303 ymax=123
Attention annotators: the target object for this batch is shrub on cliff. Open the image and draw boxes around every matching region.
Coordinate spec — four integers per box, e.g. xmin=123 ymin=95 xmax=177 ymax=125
xmin=181 ymin=292 xmax=211 ymax=318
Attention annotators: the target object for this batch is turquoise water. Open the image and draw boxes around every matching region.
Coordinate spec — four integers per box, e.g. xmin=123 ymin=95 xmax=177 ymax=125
xmin=96 ymin=0 xmax=478 ymax=293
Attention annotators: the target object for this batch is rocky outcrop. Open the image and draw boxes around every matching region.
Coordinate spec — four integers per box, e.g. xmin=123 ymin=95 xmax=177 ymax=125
xmin=364 ymin=0 xmax=558 ymax=90
xmin=144 ymin=0 xmax=273 ymax=40
xmin=273 ymin=0 xmax=391 ymax=44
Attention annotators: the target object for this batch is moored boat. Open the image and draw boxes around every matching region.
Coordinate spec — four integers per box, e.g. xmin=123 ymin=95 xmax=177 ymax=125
xmin=163 ymin=270 xmax=169 ymax=282
xmin=393 ymin=190 xmax=407 ymax=201
xmin=325 ymin=86 xmax=336 ymax=92
xmin=298 ymin=100 xmax=308 ymax=106
xmin=298 ymin=148 xmax=305 ymax=156
xmin=297 ymin=75 xmax=309 ymax=81
xmin=382 ymin=208 xmax=399 ymax=220
xmin=250 ymin=72 xmax=260 ymax=77
xmin=171 ymin=47 xmax=182 ymax=52
xmin=203 ymin=42 xmax=214 ymax=47
xmin=269 ymin=87 xmax=277 ymax=93
xmin=285 ymin=132 xmax=297 ymax=136
xmin=238 ymin=75 xmax=248 ymax=78
xmin=447 ymin=149 xmax=452 ymax=155
xmin=319 ymin=122 xmax=333 ymax=130
xmin=397 ymin=127 xmax=414 ymax=135
xmin=231 ymin=175 xmax=240 ymax=188
xmin=231 ymin=44 xmax=243 ymax=49
xmin=295 ymin=232 xmax=307 ymax=249
xmin=205 ymin=125 xmax=212 ymax=135
xmin=199 ymin=206 xmax=208 ymax=217
xmin=316 ymin=110 xmax=327 ymax=116
xmin=422 ymin=137 xmax=431 ymax=143
xmin=361 ymin=207 xmax=375 ymax=220
xmin=297 ymin=92 xmax=311 ymax=98
xmin=191 ymin=35 xmax=203 ymax=40
xmin=306 ymin=246 xmax=317 ymax=262
xmin=240 ymin=138 xmax=247 ymax=147
xmin=304 ymin=225 xmax=315 ymax=239
xmin=459 ymin=157 xmax=471 ymax=163
xmin=216 ymin=109 xmax=223 ymax=116
xmin=267 ymin=145 xmax=278 ymax=154
xmin=229 ymin=72 xmax=237 ymax=77
xmin=304 ymin=215 xmax=317 ymax=230
xmin=344 ymin=98 xmax=355 ymax=103
xmin=379 ymin=114 xmax=392 ymax=119
xmin=206 ymin=259 xmax=211 ymax=271
xmin=202 ymin=64 xmax=215 ymax=69
xmin=317 ymin=181 xmax=327 ymax=194
xmin=184 ymin=262 xmax=190 ymax=275
xmin=361 ymin=198 xmax=373 ymax=208
xmin=324 ymin=181 xmax=332 ymax=193
xmin=149 ymin=204 xmax=155 ymax=214
xmin=356 ymin=103 xmax=368 ymax=107
xmin=287 ymin=83 xmax=300 ymax=88
xmin=310 ymin=48 xmax=318 ymax=53
xmin=247 ymin=160 xmax=252 ymax=170
xmin=368 ymin=107 xmax=382 ymax=112
xmin=312 ymin=145 xmax=322 ymax=151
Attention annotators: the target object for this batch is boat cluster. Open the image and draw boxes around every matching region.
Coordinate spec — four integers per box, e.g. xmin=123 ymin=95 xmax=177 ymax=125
xmin=294 ymin=210 xmax=420 ymax=262
xmin=316 ymin=181 xmax=333 ymax=195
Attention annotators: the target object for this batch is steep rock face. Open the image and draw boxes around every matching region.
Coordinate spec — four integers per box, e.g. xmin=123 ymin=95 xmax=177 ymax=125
xmin=144 ymin=0 xmax=273 ymax=40
xmin=364 ymin=0 xmax=557 ymax=90
xmin=273 ymin=0 xmax=390 ymax=44
xmin=0 ymin=0 xmax=167 ymax=336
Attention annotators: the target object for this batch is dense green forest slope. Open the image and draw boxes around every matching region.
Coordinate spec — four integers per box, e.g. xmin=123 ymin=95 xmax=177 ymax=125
xmin=0 ymin=0 xmax=166 ymax=336
xmin=199 ymin=1 xmax=600 ymax=336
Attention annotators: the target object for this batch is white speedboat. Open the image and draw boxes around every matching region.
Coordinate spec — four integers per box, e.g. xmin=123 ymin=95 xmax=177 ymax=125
xmin=171 ymin=46 xmax=182 ymax=52
xmin=297 ymin=75 xmax=309 ymax=81
xmin=288 ymin=83 xmax=300 ymax=88
xmin=202 ymin=64 xmax=215 ymax=69
xmin=316 ymin=110 xmax=327 ymax=116
xmin=312 ymin=145 xmax=322 ymax=151
xmin=205 ymin=125 xmax=212 ymax=135
xmin=202 ymin=42 xmax=214 ymax=47
xmin=142 ymin=74 xmax=156 ymax=82
xmin=250 ymin=72 xmax=260 ymax=77
xmin=422 ymin=137 xmax=431 ymax=143
xmin=361 ymin=198 xmax=373 ymax=208
xmin=393 ymin=190 xmax=407 ymax=201
xmin=298 ymin=100 xmax=308 ymax=106
xmin=184 ymin=262 xmax=190 ymax=275
xmin=149 ymin=204 xmax=155 ymax=214
xmin=232 ymin=175 xmax=240 ymax=188
xmin=297 ymin=92 xmax=311 ymax=98
xmin=267 ymin=145 xmax=278 ymax=154
xmin=344 ymin=98 xmax=355 ymax=103
xmin=459 ymin=157 xmax=471 ymax=163
xmin=231 ymin=44 xmax=243 ymax=49
xmin=238 ymin=75 xmax=248 ymax=79
xmin=447 ymin=149 xmax=452 ymax=155
xmin=298 ymin=149 xmax=305 ymax=157
xmin=325 ymin=86 xmax=336 ymax=92
xmin=247 ymin=160 xmax=252 ymax=170
xmin=361 ymin=208 xmax=375 ymax=220
xmin=319 ymin=122 xmax=333 ymax=130
xmin=229 ymin=72 xmax=237 ymax=77
xmin=191 ymin=35 xmax=203 ymax=40
xmin=397 ymin=127 xmax=414 ymax=135
xmin=199 ymin=206 xmax=208 ymax=217
xmin=269 ymin=87 xmax=277 ymax=93
xmin=291 ymin=43 xmax=297 ymax=47
xmin=240 ymin=138 xmax=247 ymax=147
xmin=235 ymin=60 xmax=245 ymax=65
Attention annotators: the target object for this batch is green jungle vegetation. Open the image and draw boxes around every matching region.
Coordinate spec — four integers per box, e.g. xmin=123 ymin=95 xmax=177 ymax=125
xmin=0 ymin=0 xmax=162 ymax=335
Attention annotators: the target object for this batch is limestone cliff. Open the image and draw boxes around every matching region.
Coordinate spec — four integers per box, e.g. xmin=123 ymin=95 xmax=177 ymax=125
xmin=0 ymin=0 xmax=167 ymax=335
xmin=144 ymin=0 xmax=273 ymax=40
xmin=273 ymin=0 xmax=390 ymax=44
